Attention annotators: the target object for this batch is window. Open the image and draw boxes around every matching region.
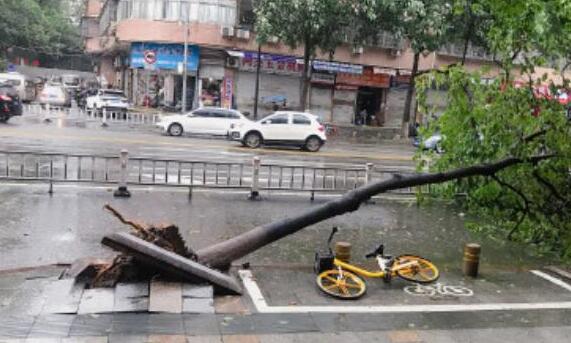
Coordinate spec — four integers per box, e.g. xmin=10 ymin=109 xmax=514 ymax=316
xmin=267 ymin=114 xmax=289 ymax=124
xmin=293 ymin=114 xmax=311 ymax=125
xmin=193 ymin=110 xmax=211 ymax=118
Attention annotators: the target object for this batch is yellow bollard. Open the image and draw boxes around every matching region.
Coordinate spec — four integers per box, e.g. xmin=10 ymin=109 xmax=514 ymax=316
xmin=463 ymin=243 xmax=481 ymax=277
xmin=335 ymin=242 xmax=352 ymax=262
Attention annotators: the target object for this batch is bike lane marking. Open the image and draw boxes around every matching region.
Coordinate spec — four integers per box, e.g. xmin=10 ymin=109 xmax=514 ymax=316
xmin=239 ymin=270 xmax=571 ymax=314
xmin=531 ymin=270 xmax=571 ymax=292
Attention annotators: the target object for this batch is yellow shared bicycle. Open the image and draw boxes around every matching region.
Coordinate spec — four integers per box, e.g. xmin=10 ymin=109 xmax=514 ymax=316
xmin=314 ymin=227 xmax=440 ymax=299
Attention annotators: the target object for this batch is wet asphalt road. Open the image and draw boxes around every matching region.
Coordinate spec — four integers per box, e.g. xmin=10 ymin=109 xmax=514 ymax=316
xmin=0 ymin=115 xmax=416 ymax=170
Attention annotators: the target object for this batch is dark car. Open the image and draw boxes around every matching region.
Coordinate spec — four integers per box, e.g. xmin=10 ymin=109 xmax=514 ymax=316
xmin=0 ymin=82 xmax=23 ymax=123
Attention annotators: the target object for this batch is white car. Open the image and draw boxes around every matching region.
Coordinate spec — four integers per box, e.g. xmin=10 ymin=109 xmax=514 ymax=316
xmin=85 ymin=89 xmax=130 ymax=113
xmin=38 ymin=84 xmax=71 ymax=108
xmin=156 ymin=107 xmax=251 ymax=137
xmin=229 ymin=111 xmax=327 ymax=152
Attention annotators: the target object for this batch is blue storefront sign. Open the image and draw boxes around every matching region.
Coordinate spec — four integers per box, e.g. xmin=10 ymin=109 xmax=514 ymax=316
xmin=130 ymin=42 xmax=200 ymax=71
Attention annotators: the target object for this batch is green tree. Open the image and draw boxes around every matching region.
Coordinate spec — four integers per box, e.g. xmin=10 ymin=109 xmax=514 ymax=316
xmin=415 ymin=0 xmax=571 ymax=260
xmin=356 ymin=0 xmax=453 ymax=135
xmin=0 ymin=0 xmax=82 ymax=66
xmin=255 ymin=0 xmax=351 ymax=110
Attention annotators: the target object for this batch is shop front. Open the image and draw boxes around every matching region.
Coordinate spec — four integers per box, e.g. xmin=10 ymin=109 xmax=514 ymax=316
xmin=335 ymin=67 xmax=392 ymax=126
xmin=129 ymin=42 xmax=200 ymax=109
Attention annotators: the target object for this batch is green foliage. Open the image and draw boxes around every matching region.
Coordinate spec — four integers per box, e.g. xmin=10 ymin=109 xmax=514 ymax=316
xmin=416 ymin=66 xmax=571 ymax=259
xmin=0 ymin=0 xmax=81 ymax=55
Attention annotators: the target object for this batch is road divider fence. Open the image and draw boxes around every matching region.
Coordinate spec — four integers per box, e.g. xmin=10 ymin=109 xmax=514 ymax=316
xmin=0 ymin=150 xmax=423 ymax=198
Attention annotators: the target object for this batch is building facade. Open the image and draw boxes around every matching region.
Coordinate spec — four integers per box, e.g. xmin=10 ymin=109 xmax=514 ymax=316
xmin=81 ymin=0 xmax=499 ymax=127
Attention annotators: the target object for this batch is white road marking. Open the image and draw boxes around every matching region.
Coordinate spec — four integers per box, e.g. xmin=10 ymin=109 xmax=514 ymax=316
xmin=531 ymin=270 xmax=571 ymax=292
xmin=239 ymin=270 xmax=571 ymax=314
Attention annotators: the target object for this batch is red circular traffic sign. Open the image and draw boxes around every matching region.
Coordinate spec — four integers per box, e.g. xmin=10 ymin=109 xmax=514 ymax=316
xmin=144 ymin=50 xmax=157 ymax=65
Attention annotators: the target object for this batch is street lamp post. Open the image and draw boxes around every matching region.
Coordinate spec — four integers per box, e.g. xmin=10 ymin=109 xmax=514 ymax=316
xmin=253 ymin=44 xmax=262 ymax=120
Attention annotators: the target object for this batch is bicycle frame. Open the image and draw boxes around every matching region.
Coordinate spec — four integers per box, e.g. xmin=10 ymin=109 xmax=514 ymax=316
xmin=333 ymin=257 xmax=419 ymax=279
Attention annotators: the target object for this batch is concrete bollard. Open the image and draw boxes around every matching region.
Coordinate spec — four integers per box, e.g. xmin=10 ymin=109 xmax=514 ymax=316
xmin=335 ymin=242 xmax=352 ymax=262
xmin=114 ymin=149 xmax=131 ymax=198
xmin=463 ymin=243 xmax=481 ymax=277
xmin=102 ymin=108 xmax=108 ymax=127
xmin=365 ymin=163 xmax=374 ymax=184
xmin=249 ymin=156 xmax=261 ymax=200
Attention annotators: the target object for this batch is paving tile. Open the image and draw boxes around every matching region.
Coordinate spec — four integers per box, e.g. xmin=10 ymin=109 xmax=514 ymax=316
xmin=182 ymin=285 xmax=213 ymax=299
xmin=183 ymin=315 xmax=220 ymax=336
xmin=69 ymin=314 xmax=113 ymax=337
xmin=185 ymin=336 xmax=222 ymax=343
xmin=42 ymin=280 xmax=85 ymax=314
xmin=61 ymin=336 xmax=108 ymax=343
xmin=217 ymin=315 xmax=255 ymax=335
xmin=149 ymin=281 xmax=182 ymax=314
xmin=183 ymin=298 xmax=214 ymax=314
xmin=112 ymin=314 xmax=184 ymax=335
xmin=77 ymin=289 xmax=115 ymax=315
xmin=221 ymin=335 xmax=260 ymax=343
xmin=107 ymin=334 xmax=146 ymax=343
xmin=23 ymin=338 xmax=62 ymax=343
xmin=147 ymin=335 xmax=187 ymax=343
xmin=250 ymin=314 xmax=319 ymax=334
xmin=213 ymin=297 xmax=248 ymax=315
xmin=258 ymin=332 xmax=359 ymax=343
xmin=114 ymin=283 xmax=149 ymax=313
xmin=0 ymin=316 xmax=35 ymax=338
xmin=387 ymin=330 xmax=421 ymax=343
xmin=28 ymin=315 xmax=74 ymax=338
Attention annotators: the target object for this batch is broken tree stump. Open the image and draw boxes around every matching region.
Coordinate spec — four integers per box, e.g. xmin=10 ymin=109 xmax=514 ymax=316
xmin=102 ymin=232 xmax=242 ymax=295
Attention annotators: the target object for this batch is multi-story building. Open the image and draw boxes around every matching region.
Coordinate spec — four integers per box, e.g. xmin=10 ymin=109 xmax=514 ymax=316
xmin=81 ymin=0 xmax=497 ymax=128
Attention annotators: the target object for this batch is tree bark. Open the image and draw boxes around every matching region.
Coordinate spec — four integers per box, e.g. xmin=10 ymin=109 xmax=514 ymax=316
xmin=402 ymin=52 xmax=420 ymax=137
xmin=197 ymin=155 xmax=553 ymax=269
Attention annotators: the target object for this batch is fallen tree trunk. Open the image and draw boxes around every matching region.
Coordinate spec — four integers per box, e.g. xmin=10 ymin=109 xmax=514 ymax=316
xmin=197 ymin=155 xmax=553 ymax=269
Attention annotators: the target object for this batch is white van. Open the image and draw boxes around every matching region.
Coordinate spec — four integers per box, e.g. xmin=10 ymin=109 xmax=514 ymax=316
xmin=0 ymin=73 xmax=35 ymax=103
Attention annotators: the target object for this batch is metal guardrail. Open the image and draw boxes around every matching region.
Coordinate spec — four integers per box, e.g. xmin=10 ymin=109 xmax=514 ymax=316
xmin=0 ymin=150 xmax=419 ymax=198
xmin=22 ymin=104 xmax=163 ymax=125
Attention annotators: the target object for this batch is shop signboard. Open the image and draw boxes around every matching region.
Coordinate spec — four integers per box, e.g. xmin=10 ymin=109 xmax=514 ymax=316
xmin=130 ymin=42 xmax=199 ymax=71
xmin=222 ymin=73 xmax=234 ymax=109
xmin=240 ymin=52 xmax=303 ymax=75
xmin=311 ymin=72 xmax=335 ymax=85
xmin=313 ymin=60 xmax=363 ymax=74
xmin=336 ymin=67 xmax=391 ymax=88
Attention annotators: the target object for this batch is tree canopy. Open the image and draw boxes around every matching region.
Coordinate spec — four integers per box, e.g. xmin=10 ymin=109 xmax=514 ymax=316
xmin=0 ymin=0 xmax=82 ymax=65
xmin=254 ymin=0 xmax=351 ymax=110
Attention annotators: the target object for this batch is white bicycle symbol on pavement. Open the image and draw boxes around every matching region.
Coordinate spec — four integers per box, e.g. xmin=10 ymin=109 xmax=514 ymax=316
xmin=403 ymin=283 xmax=474 ymax=297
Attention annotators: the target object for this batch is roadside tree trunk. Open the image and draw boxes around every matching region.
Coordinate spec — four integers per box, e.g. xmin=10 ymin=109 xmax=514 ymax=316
xmin=197 ymin=155 xmax=551 ymax=269
xmin=300 ymin=43 xmax=311 ymax=111
xmin=402 ymin=52 xmax=420 ymax=137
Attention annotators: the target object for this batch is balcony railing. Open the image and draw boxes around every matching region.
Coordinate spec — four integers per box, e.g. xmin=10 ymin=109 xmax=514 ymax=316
xmin=437 ymin=42 xmax=494 ymax=61
xmin=116 ymin=0 xmax=236 ymax=26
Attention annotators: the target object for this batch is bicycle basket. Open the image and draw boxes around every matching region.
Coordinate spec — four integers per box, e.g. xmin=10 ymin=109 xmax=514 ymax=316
xmin=314 ymin=251 xmax=335 ymax=274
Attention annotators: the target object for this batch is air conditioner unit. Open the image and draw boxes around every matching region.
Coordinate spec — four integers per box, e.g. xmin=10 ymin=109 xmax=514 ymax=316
xmin=236 ymin=29 xmax=251 ymax=40
xmin=390 ymin=49 xmax=402 ymax=57
xmin=226 ymin=56 xmax=239 ymax=69
xmin=352 ymin=46 xmax=364 ymax=55
xmin=221 ymin=26 xmax=235 ymax=38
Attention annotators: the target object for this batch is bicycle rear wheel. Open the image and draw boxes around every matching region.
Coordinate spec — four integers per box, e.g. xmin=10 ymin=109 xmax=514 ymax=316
xmin=394 ymin=255 xmax=439 ymax=284
xmin=316 ymin=269 xmax=367 ymax=299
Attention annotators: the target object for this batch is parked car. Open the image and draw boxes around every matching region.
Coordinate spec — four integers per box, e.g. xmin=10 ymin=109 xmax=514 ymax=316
xmin=156 ymin=107 xmax=250 ymax=137
xmin=38 ymin=83 xmax=71 ymax=108
xmin=0 ymin=82 xmax=23 ymax=123
xmin=85 ymin=89 xmax=130 ymax=114
xmin=229 ymin=111 xmax=327 ymax=152
xmin=0 ymin=72 xmax=36 ymax=103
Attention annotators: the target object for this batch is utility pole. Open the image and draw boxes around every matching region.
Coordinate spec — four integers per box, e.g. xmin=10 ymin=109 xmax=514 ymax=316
xmin=181 ymin=12 xmax=189 ymax=113
xmin=253 ymin=44 xmax=262 ymax=120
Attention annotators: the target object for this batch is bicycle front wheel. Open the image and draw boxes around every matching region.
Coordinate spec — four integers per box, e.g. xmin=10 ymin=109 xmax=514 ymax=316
xmin=316 ymin=269 xmax=367 ymax=299
xmin=394 ymin=255 xmax=439 ymax=284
